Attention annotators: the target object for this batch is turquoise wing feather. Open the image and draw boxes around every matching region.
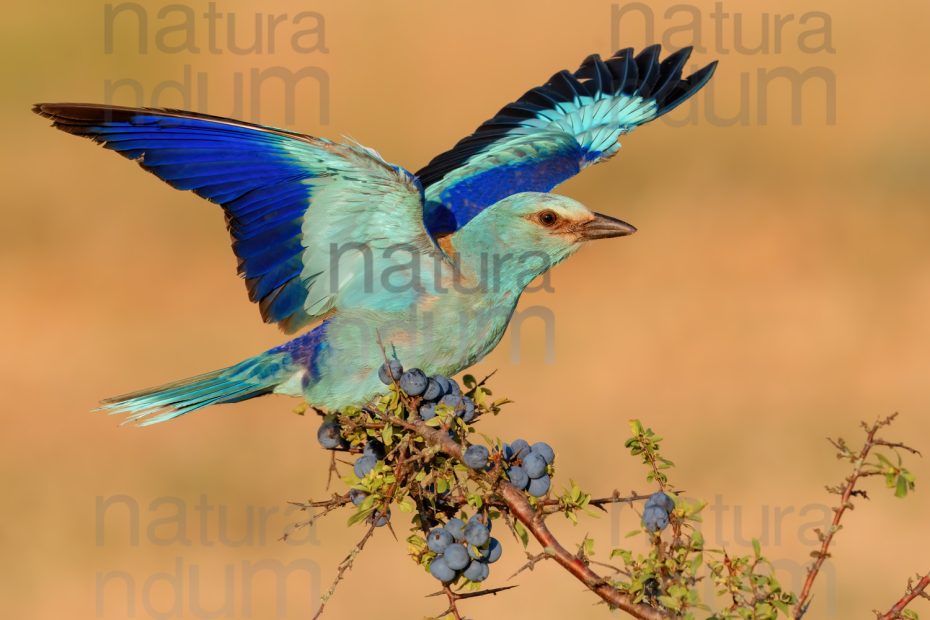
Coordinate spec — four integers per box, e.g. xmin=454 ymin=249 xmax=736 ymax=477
xmin=34 ymin=104 xmax=435 ymax=333
xmin=417 ymin=45 xmax=717 ymax=235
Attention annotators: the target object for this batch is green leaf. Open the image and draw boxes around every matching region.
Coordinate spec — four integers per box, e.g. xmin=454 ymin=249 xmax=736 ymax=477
xmin=895 ymin=475 xmax=910 ymax=497
xmin=514 ymin=521 xmax=529 ymax=548
xmin=752 ymin=538 xmax=762 ymax=559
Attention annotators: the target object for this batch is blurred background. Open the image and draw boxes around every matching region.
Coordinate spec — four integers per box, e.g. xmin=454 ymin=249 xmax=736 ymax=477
xmin=2 ymin=0 xmax=929 ymax=618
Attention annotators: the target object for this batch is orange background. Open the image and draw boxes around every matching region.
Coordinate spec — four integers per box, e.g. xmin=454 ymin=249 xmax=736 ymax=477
xmin=2 ymin=1 xmax=929 ymax=619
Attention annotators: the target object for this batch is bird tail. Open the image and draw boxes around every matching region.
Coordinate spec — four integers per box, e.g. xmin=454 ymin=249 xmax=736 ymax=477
xmin=98 ymin=352 xmax=292 ymax=427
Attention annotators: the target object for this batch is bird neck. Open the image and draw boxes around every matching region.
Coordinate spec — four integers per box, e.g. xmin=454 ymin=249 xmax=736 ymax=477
xmin=446 ymin=227 xmax=547 ymax=300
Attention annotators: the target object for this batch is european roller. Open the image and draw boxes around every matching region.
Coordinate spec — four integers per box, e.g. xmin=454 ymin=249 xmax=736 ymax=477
xmin=35 ymin=45 xmax=716 ymax=425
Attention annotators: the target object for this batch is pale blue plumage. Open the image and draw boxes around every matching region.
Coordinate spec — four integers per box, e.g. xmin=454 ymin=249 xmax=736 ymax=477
xmin=34 ymin=45 xmax=716 ymax=425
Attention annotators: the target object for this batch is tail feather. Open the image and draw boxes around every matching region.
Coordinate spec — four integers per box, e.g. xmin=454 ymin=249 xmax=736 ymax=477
xmin=99 ymin=355 xmax=286 ymax=426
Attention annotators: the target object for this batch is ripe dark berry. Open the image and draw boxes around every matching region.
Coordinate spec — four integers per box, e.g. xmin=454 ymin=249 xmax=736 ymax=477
xmin=377 ymin=359 xmax=403 ymax=385
xmin=427 ymin=528 xmax=454 ymax=553
xmin=485 ymin=538 xmax=502 ymax=563
xmin=368 ymin=508 xmax=391 ymax=527
xmin=461 ymin=397 xmax=476 ymax=423
xmin=422 ymin=378 xmax=443 ymax=401
xmin=510 ymin=439 xmax=531 ymax=460
xmin=353 ymin=454 xmax=377 ymax=478
xmin=507 ymin=466 xmax=529 ymax=490
xmin=463 ymin=445 xmax=489 ymax=469
xmin=463 ymin=560 xmax=489 ymax=582
xmin=469 ymin=537 xmax=502 ymax=563
xmin=429 ymin=556 xmax=456 ymax=583
xmin=522 ymin=452 xmax=548 ymax=479
xmin=527 ymin=474 xmax=551 ymax=497
xmin=645 ymin=491 xmax=675 ymax=513
xmin=642 ymin=505 xmax=669 ymax=532
xmin=398 ymin=368 xmax=428 ymax=396
xmin=363 ymin=440 xmax=385 ymax=460
xmin=419 ymin=402 xmax=436 ymax=420
xmin=444 ymin=518 xmax=466 ymax=541
xmin=439 ymin=393 xmax=464 ymax=414
xmin=444 ymin=543 xmax=470 ymax=570
xmin=464 ymin=519 xmax=490 ymax=547
xmin=316 ymin=419 xmax=346 ymax=450
xmin=348 ymin=489 xmax=367 ymax=506
xmin=431 ymin=374 xmax=451 ymax=396
xmin=532 ymin=442 xmax=555 ymax=464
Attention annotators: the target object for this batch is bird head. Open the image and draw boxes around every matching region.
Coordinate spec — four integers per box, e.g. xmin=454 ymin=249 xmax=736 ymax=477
xmin=449 ymin=192 xmax=636 ymax=290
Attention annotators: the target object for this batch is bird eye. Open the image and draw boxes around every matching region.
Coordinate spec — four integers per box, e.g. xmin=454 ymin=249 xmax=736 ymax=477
xmin=538 ymin=210 xmax=559 ymax=227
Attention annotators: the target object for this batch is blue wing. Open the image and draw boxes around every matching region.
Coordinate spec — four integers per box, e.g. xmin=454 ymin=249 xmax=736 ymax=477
xmin=34 ymin=104 xmax=434 ymax=333
xmin=416 ymin=45 xmax=718 ymax=236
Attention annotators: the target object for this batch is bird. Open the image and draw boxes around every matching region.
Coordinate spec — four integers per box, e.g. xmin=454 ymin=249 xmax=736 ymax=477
xmin=34 ymin=44 xmax=717 ymax=426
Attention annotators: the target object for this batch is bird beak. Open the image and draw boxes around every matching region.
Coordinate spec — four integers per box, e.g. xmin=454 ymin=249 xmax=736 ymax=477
xmin=578 ymin=212 xmax=637 ymax=241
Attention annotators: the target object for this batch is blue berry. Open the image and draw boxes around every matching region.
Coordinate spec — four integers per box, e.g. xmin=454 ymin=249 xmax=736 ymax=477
xmin=440 ymin=393 xmax=464 ymax=414
xmin=527 ymin=474 xmax=551 ymax=497
xmin=316 ymin=419 xmax=346 ymax=450
xmin=642 ymin=505 xmax=670 ymax=532
xmin=427 ymin=528 xmax=453 ymax=553
xmin=368 ymin=508 xmax=391 ymax=527
xmin=353 ymin=454 xmax=377 ymax=478
xmin=464 ymin=519 xmax=490 ymax=547
xmin=532 ymin=442 xmax=555 ymax=464
xmin=460 ymin=397 xmax=476 ymax=423
xmin=377 ymin=360 xmax=403 ymax=385
xmin=363 ymin=440 xmax=385 ymax=460
xmin=419 ymin=402 xmax=436 ymax=420
xmin=422 ymin=378 xmax=443 ymax=401
xmin=348 ymin=489 xmax=367 ymax=506
xmin=508 ymin=466 xmax=529 ymax=490
xmin=463 ymin=560 xmax=489 ymax=582
xmin=429 ymin=556 xmax=457 ymax=583
xmin=463 ymin=445 xmax=489 ymax=470
xmin=444 ymin=543 xmax=470 ymax=570
xmin=510 ymin=439 xmax=531 ymax=459
xmin=444 ymin=518 xmax=466 ymax=541
xmin=431 ymin=375 xmax=451 ymax=396
xmin=398 ymin=368 xmax=428 ymax=396
xmin=447 ymin=380 xmax=462 ymax=396
xmin=645 ymin=492 xmax=675 ymax=513
xmin=485 ymin=538 xmax=502 ymax=563
xmin=469 ymin=537 xmax=502 ymax=563
xmin=522 ymin=452 xmax=548 ymax=479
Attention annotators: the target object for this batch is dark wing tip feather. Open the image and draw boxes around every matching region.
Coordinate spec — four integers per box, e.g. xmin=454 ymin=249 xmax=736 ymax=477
xmin=655 ymin=59 xmax=717 ymax=116
xmin=416 ymin=46 xmax=717 ymax=189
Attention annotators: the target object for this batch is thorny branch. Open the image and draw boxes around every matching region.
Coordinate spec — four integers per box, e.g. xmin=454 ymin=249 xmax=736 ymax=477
xmin=875 ymin=572 xmax=930 ymax=620
xmin=794 ymin=413 xmax=919 ymax=619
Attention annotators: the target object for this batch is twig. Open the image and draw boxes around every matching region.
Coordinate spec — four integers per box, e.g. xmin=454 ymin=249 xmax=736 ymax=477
xmin=399 ymin=416 xmax=671 ymax=620
xmin=876 ymin=572 xmax=930 ymax=620
xmin=793 ymin=414 xmax=900 ymax=618
xmin=312 ymin=524 xmax=378 ymax=620
xmin=509 ymin=550 xmax=551 ymax=580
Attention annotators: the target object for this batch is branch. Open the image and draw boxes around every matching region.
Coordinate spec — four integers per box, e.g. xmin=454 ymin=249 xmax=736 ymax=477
xmin=793 ymin=414 xmax=899 ymax=618
xmin=400 ymin=416 xmax=671 ymax=620
xmin=876 ymin=573 xmax=930 ymax=620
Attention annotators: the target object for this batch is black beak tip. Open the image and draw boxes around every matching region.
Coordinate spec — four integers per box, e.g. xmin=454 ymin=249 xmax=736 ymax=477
xmin=582 ymin=212 xmax=637 ymax=240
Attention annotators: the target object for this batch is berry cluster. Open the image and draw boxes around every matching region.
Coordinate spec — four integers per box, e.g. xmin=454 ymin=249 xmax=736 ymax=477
xmin=641 ymin=491 xmax=675 ymax=532
xmin=501 ymin=439 xmax=554 ymax=497
xmin=379 ymin=360 xmax=476 ymax=423
xmin=427 ymin=515 xmax=501 ymax=584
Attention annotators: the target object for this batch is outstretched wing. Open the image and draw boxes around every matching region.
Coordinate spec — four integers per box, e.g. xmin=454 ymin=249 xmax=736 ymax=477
xmin=34 ymin=104 xmax=435 ymax=333
xmin=417 ymin=45 xmax=717 ymax=236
